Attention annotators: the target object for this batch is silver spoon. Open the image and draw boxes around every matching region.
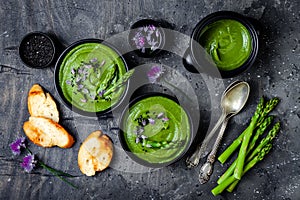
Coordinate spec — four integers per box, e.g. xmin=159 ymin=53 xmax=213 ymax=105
xmin=186 ymin=81 xmax=250 ymax=169
xmin=198 ymin=81 xmax=250 ymax=184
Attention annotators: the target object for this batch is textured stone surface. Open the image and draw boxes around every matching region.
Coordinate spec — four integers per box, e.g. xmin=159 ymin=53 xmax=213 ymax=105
xmin=0 ymin=0 xmax=299 ymax=199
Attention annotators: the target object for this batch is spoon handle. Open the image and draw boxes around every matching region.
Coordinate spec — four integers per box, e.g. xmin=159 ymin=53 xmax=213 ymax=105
xmin=199 ymin=118 xmax=229 ymax=184
xmin=186 ymin=112 xmax=226 ymax=168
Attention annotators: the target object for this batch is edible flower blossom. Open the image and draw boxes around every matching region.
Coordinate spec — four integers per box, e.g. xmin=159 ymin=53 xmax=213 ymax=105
xmin=10 ymin=136 xmax=26 ymax=155
xmin=21 ymin=154 xmax=36 ymax=173
xmin=98 ymin=90 xmax=106 ymax=97
xmin=131 ymin=24 xmax=162 ymax=54
xmin=157 ymin=112 xmax=164 ymax=119
xmin=134 ymin=110 xmax=171 ymax=148
xmin=80 ymin=98 xmax=87 ymax=103
xmin=147 ymin=65 xmax=164 ymax=83
xmin=137 ymin=36 xmax=146 ymax=49
xmin=149 ymin=25 xmax=156 ymax=31
xmin=90 ymin=58 xmax=98 ymax=63
xmin=162 ymin=117 xmax=169 ymax=122
xmin=147 ymin=65 xmax=194 ymax=103
xmin=135 ymin=137 xmax=140 ymax=144
xmin=148 ymin=118 xmax=155 ymax=125
xmin=10 ymin=137 xmax=77 ymax=188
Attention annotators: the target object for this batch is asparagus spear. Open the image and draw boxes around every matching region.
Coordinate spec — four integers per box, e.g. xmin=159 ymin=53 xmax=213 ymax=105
xmin=218 ymin=97 xmax=265 ymax=164
xmin=226 ymin=122 xmax=280 ymax=192
xmin=247 ymin=116 xmax=274 ymax=155
xmin=217 ymin=116 xmax=274 ymax=184
xmin=211 ymin=143 xmax=273 ymax=196
xmin=234 ymin=98 xmax=280 ymax=179
xmin=218 ymin=97 xmax=279 ymax=164
xmin=246 ymin=122 xmax=280 ymax=162
xmin=96 ymin=64 xmax=116 ymax=95
xmin=103 ymin=68 xmax=135 ymax=97
xmin=143 ymin=139 xmax=183 ymax=149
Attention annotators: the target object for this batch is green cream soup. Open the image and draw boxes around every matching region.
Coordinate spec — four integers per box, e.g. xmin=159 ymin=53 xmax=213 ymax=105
xmin=122 ymin=96 xmax=191 ymax=165
xmin=199 ymin=19 xmax=252 ymax=71
xmin=59 ymin=42 xmax=127 ymax=112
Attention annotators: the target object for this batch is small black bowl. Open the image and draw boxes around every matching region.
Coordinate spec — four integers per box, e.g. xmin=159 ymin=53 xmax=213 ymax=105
xmin=19 ymin=32 xmax=56 ymax=68
xmin=118 ymin=92 xmax=195 ymax=168
xmin=54 ymin=38 xmax=130 ymax=116
xmin=183 ymin=11 xmax=260 ymax=78
xmin=128 ymin=19 xmax=166 ymax=58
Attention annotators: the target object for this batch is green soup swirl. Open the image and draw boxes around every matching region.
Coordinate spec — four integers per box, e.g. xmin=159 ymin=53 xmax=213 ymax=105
xmin=199 ymin=19 xmax=252 ymax=71
xmin=122 ymin=96 xmax=191 ymax=165
xmin=59 ymin=42 xmax=127 ymax=113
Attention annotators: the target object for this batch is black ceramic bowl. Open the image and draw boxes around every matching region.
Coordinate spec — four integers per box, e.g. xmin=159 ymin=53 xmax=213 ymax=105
xmin=54 ymin=38 xmax=130 ymax=116
xmin=118 ymin=92 xmax=195 ymax=168
xmin=128 ymin=19 xmax=166 ymax=58
xmin=183 ymin=11 xmax=260 ymax=78
xmin=19 ymin=32 xmax=56 ymax=68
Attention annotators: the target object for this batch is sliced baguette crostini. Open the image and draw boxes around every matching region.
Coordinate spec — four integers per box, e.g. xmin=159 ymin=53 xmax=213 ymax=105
xmin=23 ymin=116 xmax=74 ymax=148
xmin=78 ymin=130 xmax=113 ymax=176
xmin=28 ymin=84 xmax=59 ymax=123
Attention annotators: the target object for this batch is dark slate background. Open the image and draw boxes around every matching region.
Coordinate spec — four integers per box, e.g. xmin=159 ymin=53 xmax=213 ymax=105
xmin=0 ymin=0 xmax=299 ymax=199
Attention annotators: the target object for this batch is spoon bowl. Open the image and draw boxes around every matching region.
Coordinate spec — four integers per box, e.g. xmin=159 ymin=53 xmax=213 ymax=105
xmin=221 ymin=81 xmax=250 ymax=115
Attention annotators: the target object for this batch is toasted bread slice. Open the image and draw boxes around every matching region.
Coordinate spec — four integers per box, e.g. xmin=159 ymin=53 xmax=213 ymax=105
xmin=23 ymin=116 xmax=74 ymax=148
xmin=78 ymin=130 xmax=113 ymax=176
xmin=28 ymin=84 xmax=59 ymax=122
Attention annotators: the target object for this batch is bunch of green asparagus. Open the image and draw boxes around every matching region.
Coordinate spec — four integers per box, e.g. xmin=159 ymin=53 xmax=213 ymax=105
xmin=211 ymin=97 xmax=281 ymax=196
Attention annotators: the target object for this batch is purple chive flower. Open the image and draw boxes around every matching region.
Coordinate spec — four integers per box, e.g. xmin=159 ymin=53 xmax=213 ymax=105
xmin=142 ymin=120 xmax=147 ymax=126
xmin=66 ymin=80 xmax=71 ymax=85
xmin=78 ymin=68 xmax=83 ymax=74
xmin=148 ymin=118 xmax=155 ymax=125
xmin=81 ymin=75 xmax=87 ymax=81
xmin=82 ymin=88 xmax=89 ymax=94
xmin=131 ymin=24 xmax=161 ymax=54
xmin=100 ymin=60 xmax=106 ymax=67
xmin=21 ymin=154 xmax=36 ymax=173
xmin=141 ymin=135 xmax=148 ymax=139
xmin=135 ymin=126 xmax=144 ymax=135
xmin=135 ymin=137 xmax=140 ymax=144
xmin=75 ymin=76 xmax=81 ymax=83
xmin=71 ymin=68 xmax=75 ymax=75
xmin=84 ymin=64 xmax=92 ymax=69
xmin=143 ymin=26 xmax=149 ymax=32
xmin=90 ymin=58 xmax=98 ymax=63
xmin=10 ymin=137 xmax=26 ymax=155
xmin=147 ymin=65 xmax=163 ymax=83
xmin=146 ymin=33 xmax=151 ymax=39
xmin=83 ymin=69 xmax=89 ymax=75
xmin=80 ymin=98 xmax=87 ymax=103
xmin=162 ymin=117 xmax=169 ymax=122
xmin=90 ymin=94 xmax=96 ymax=100
xmin=10 ymin=138 xmax=76 ymax=187
xmin=98 ymin=90 xmax=105 ymax=97
xmin=157 ymin=112 xmax=164 ymax=119
xmin=149 ymin=39 xmax=158 ymax=51
xmin=137 ymin=36 xmax=146 ymax=48
xmin=149 ymin=25 xmax=156 ymax=31
xmin=78 ymin=84 xmax=84 ymax=90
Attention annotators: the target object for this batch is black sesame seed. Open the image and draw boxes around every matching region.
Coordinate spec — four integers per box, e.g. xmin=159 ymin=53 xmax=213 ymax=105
xmin=20 ymin=33 xmax=54 ymax=68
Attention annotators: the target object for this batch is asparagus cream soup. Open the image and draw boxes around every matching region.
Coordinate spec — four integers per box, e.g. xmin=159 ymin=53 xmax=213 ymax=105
xmin=58 ymin=42 xmax=127 ymax=112
xmin=122 ymin=96 xmax=191 ymax=164
xmin=199 ymin=19 xmax=252 ymax=71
